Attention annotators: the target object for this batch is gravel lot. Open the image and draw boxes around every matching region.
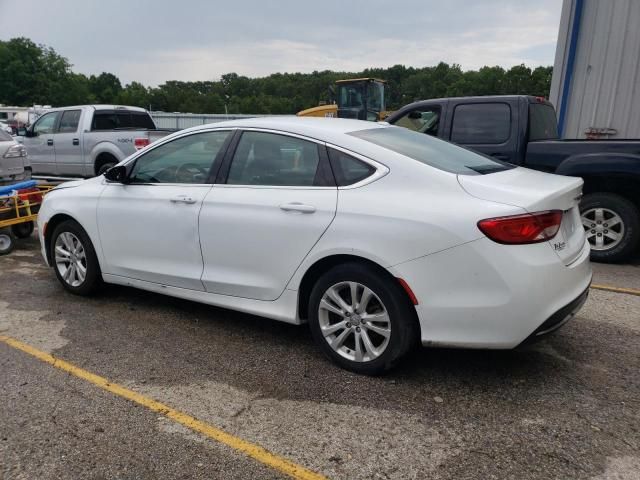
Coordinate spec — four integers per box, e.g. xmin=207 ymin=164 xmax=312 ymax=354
xmin=1 ymin=236 xmax=639 ymax=480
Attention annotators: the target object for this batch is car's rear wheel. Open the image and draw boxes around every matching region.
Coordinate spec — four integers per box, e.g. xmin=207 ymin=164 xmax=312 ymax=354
xmin=308 ymin=263 xmax=417 ymax=375
xmin=51 ymin=220 xmax=102 ymax=295
xmin=580 ymin=193 xmax=640 ymax=263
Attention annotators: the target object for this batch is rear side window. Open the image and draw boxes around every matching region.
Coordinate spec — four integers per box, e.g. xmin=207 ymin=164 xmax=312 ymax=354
xmin=328 ymin=148 xmax=375 ymax=186
xmin=529 ymin=104 xmax=559 ymax=141
xmin=349 ymin=126 xmax=513 ymax=175
xmin=58 ymin=110 xmax=81 ymax=133
xmin=451 ymin=103 xmax=511 ymax=144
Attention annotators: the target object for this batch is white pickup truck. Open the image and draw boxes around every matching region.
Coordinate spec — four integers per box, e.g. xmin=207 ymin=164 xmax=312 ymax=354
xmin=17 ymin=105 xmax=174 ymax=177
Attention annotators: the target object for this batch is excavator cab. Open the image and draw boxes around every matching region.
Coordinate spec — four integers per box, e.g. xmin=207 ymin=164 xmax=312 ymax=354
xmin=335 ymin=78 xmax=386 ymax=121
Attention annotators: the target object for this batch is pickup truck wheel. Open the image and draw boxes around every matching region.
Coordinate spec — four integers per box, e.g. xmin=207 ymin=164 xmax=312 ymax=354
xmin=97 ymin=162 xmax=117 ymax=176
xmin=580 ymin=193 xmax=640 ymax=263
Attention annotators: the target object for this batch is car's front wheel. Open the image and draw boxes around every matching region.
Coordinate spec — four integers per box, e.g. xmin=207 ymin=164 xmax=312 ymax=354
xmin=51 ymin=220 xmax=102 ymax=295
xmin=308 ymin=263 xmax=417 ymax=375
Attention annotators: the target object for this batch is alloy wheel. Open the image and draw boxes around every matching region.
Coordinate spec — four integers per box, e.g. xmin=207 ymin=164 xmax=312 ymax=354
xmin=581 ymin=207 xmax=624 ymax=251
xmin=318 ymin=281 xmax=391 ymax=362
xmin=54 ymin=232 xmax=88 ymax=287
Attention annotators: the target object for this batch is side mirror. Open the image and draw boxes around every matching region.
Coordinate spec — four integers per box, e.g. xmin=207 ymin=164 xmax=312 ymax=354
xmin=16 ymin=127 xmax=27 ymax=136
xmin=103 ymin=165 xmax=128 ymax=183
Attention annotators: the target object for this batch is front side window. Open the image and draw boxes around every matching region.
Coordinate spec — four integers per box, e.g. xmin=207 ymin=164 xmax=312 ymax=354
xmin=392 ymin=106 xmax=441 ymax=136
xmin=58 ymin=110 xmax=81 ymax=133
xmin=450 ymin=103 xmax=511 ymax=144
xmin=227 ymin=132 xmax=321 ymax=186
xmin=129 ymin=130 xmax=231 ymax=184
xmin=33 ymin=112 xmax=60 ymax=135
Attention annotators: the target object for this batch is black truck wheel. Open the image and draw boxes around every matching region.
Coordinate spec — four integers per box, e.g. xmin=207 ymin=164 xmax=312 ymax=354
xmin=580 ymin=193 xmax=640 ymax=263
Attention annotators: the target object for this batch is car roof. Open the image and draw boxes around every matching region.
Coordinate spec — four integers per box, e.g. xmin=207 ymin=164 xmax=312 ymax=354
xmin=45 ymin=105 xmax=148 ymax=113
xmin=184 ymin=116 xmax=388 ymax=141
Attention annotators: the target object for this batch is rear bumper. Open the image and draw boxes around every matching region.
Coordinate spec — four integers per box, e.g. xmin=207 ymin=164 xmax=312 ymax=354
xmin=518 ymin=284 xmax=589 ymax=346
xmin=391 ymin=236 xmax=592 ymax=349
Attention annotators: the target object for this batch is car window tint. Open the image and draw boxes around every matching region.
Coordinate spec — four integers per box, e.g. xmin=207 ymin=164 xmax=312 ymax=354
xmin=129 ymin=131 xmax=231 ymax=184
xmin=58 ymin=110 xmax=81 ymax=133
xmin=92 ymin=112 xmax=118 ymax=130
xmin=450 ymin=103 xmax=511 ymax=144
xmin=349 ymin=126 xmax=513 ymax=175
xmin=328 ymin=148 xmax=375 ymax=186
xmin=33 ymin=112 xmax=60 ymax=135
xmin=529 ymin=104 xmax=559 ymax=141
xmin=227 ymin=132 xmax=321 ymax=186
xmin=131 ymin=112 xmax=155 ymax=129
xmin=393 ymin=107 xmax=441 ymax=136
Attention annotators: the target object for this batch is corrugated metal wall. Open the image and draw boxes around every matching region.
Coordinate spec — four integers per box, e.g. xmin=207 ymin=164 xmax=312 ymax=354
xmin=550 ymin=0 xmax=640 ymax=139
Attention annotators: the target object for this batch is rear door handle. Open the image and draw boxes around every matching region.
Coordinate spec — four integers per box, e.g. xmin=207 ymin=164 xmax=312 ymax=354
xmin=170 ymin=195 xmax=197 ymax=204
xmin=279 ymin=202 xmax=316 ymax=214
xmin=72 ymin=138 xmax=79 ymax=146
xmin=47 ymin=139 xmax=54 ymax=146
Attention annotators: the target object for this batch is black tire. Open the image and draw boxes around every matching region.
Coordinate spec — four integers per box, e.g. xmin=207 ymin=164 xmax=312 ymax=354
xmin=50 ymin=220 xmax=102 ymax=295
xmin=308 ymin=262 xmax=418 ymax=375
xmin=12 ymin=221 xmax=34 ymax=239
xmin=97 ymin=161 xmax=117 ymax=176
xmin=580 ymin=193 xmax=640 ymax=263
xmin=0 ymin=229 xmax=15 ymax=255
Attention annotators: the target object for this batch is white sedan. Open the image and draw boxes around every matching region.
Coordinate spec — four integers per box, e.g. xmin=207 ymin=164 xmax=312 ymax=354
xmin=37 ymin=117 xmax=592 ymax=374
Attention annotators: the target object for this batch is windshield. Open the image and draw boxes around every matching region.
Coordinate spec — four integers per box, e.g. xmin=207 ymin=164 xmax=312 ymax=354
xmin=348 ymin=126 xmax=514 ymax=175
xmin=529 ymin=104 xmax=559 ymax=141
xmin=367 ymin=82 xmax=385 ymax=112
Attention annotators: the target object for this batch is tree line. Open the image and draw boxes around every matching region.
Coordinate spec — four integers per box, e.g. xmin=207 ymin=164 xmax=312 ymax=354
xmin=0 ymin=37 xmax=553 ymax=114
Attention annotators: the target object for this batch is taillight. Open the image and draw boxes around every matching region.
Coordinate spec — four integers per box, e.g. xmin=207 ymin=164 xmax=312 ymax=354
xmin=478 ymin=210 xmax=563 ymax=245
xmin=134 ymin=138 xmax=150 ymax=150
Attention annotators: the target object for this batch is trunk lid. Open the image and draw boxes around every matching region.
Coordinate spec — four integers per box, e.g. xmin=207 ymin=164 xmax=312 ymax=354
xmin=458 ymin=167 xmax=586 ymax=265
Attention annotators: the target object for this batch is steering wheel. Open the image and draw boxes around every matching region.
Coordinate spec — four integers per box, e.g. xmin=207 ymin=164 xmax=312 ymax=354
xmin=175 ymin=163 xmax=209 ymax=183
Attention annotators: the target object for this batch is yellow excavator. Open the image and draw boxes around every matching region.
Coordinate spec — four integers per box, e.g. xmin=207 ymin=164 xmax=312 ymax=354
xmin=297 ymin=78 xmax=389 ymax=121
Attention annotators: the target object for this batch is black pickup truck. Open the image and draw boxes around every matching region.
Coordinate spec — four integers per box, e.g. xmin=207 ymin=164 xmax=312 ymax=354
xmin=385 ymin=95 xmax=640 ymax=262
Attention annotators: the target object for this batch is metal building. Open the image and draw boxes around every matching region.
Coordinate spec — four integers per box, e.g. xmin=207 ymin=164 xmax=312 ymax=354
xmin=549 ymin=0 xmax=640 ymax=139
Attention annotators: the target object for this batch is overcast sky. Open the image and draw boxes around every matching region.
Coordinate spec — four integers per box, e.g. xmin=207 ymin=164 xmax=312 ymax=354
xmin=0 ymin=0 xmax=562 ymax=86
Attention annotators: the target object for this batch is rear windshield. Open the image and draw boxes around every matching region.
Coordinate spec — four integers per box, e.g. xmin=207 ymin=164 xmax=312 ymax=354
xmin=92 ymin=111 xmax=155 ymax=131
xmin=0 ymin=130 xmax=12 ymax=141
xmin=348 ymin=126 xmax=513 ymax=175
xmin=529 ymin=104 xmax=559 ymax=141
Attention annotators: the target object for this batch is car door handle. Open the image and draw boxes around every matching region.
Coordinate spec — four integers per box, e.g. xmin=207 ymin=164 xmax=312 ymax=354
xmin=72 ymin=138 xmax=79 ymax=146
xmin=47 ymin=139 xmax=54 ymax=146
xmin=170 ymin=195 xmax=197 ymax=204
xmin=279 ymin=202 xmax=316 ymax=214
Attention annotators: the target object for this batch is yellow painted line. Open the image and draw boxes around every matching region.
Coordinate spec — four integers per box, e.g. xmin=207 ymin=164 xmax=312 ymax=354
xmin=591 ymin=284 xmax=640 ymax=297
xmin=0 ymin=334 xmax=326 ymax=480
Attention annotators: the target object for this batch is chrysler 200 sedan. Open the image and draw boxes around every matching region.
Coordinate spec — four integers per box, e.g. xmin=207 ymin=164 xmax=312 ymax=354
xmin=37 ymin=117 xmax=591 ymax=374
